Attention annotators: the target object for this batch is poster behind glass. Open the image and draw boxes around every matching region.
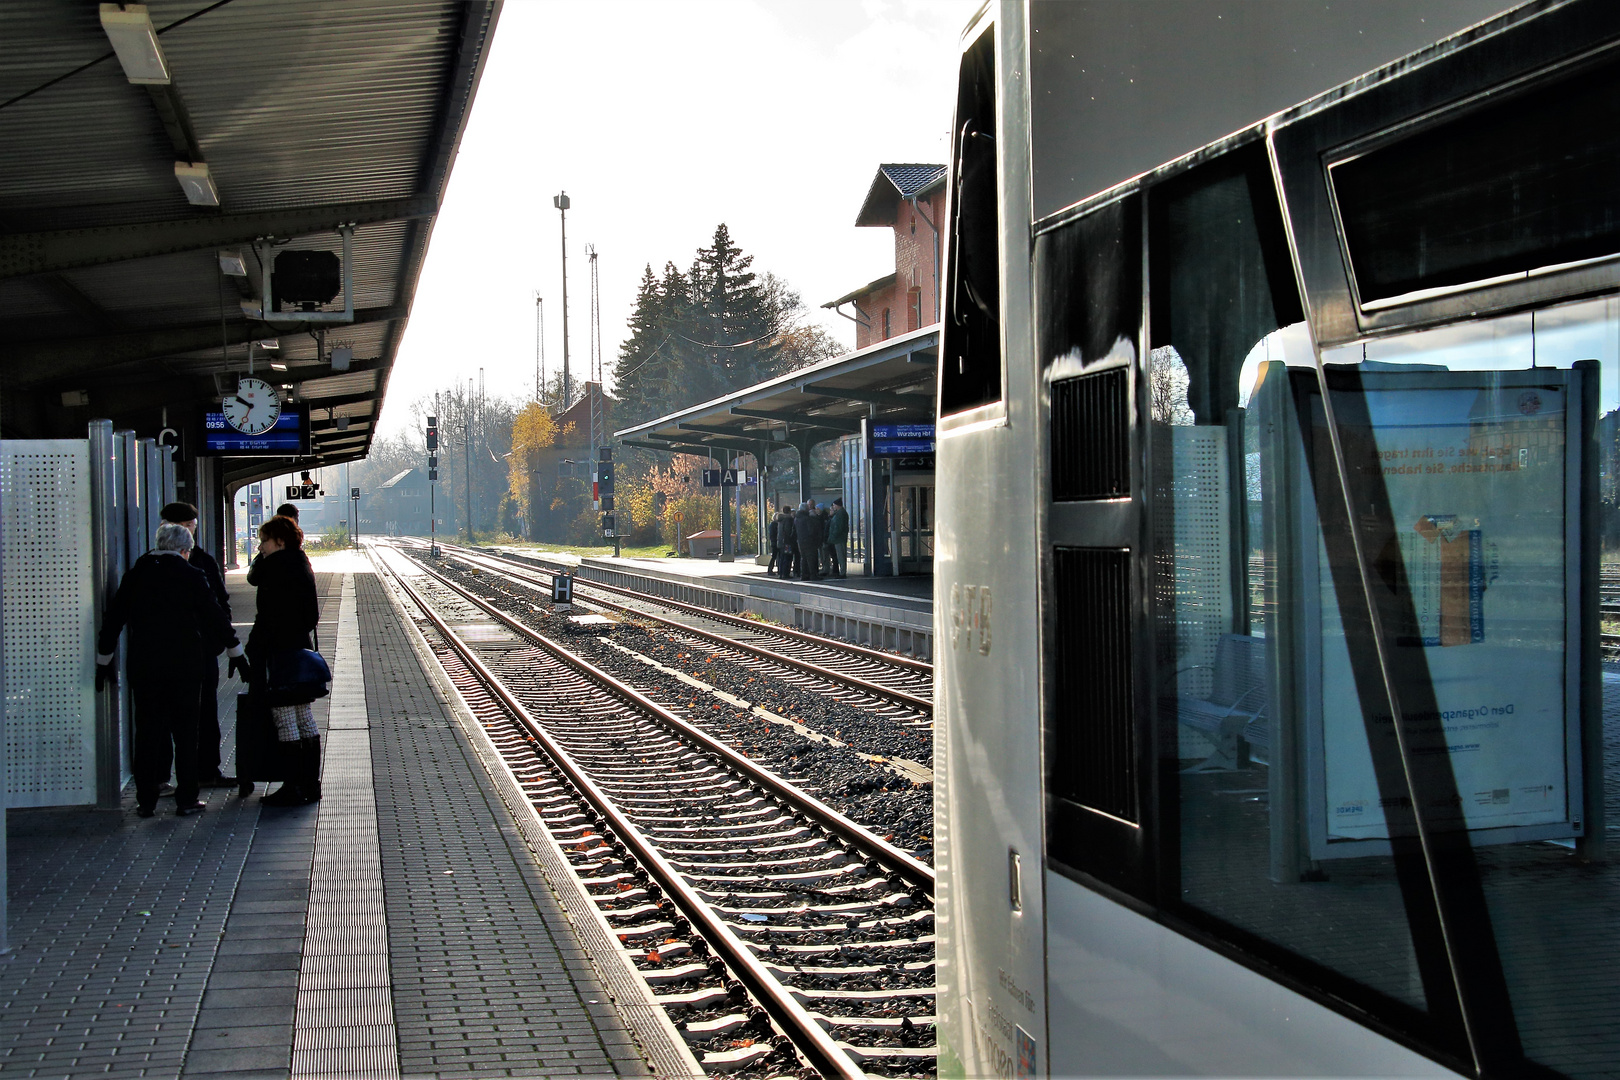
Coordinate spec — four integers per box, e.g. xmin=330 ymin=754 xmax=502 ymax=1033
xmin=1297 ymin=368 xmax=1586 ymax=856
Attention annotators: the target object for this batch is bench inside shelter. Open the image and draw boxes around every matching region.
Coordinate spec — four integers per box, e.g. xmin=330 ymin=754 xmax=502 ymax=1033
xmin=1175 ymin=633 xmax=1270 ymax=771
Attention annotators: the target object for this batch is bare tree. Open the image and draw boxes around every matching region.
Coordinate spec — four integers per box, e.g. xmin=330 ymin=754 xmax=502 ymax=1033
xmin=1149 ymin=346 xmax=1194 ymax=426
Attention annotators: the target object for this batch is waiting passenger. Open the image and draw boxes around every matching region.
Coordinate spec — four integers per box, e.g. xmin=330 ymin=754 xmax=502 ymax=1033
xmin=247 ymin=503 xmax=301 ymax=586
xmin=95 ymin=522 xmax=243 ymax=818
xmin=766 ymin=509 xmax=784 ymax=577
xmin=827 ymin=498 xmax=849 ymax=579
xmin=779 ymin=508 xmax=797 ymax=578
xmin=247 ymin=515 xmax=324 ymax=806
xmin=817 ymin=503 xmax=835 ymax=577
xmin=794 ymin=500 xmax=824 ymax=581
xmin=161 ymin=501 xmax=248 ymax=787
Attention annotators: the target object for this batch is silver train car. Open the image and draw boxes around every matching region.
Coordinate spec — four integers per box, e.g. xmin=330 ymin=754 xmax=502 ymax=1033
xmin=935 ymin=2 xmax=1620 ymax=1076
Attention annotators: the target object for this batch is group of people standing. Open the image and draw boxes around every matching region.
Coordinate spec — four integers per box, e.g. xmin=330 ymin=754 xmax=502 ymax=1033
xmin=767 ymin=497 xmax=849 ymax=580
xmin=94 ymin=501 xmax=322 ymax=816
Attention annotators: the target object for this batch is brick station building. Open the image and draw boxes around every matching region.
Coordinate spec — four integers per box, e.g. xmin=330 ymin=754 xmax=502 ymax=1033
xmin=823 ymin=164 xmax=945 ymax=349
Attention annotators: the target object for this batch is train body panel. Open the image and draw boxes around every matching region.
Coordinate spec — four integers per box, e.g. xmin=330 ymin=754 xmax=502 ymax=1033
xmin=938 ymin=2 xmax=1620 ymax=1077
xmin=934 ymin=7 xmax=1049 ymax=1076
xmin=1043 ymin=871 xmax=1453 ymax=1077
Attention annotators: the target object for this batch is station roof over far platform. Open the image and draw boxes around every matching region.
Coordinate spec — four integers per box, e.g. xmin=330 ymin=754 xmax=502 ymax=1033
xmin=0 ymin=1 xmax=499 ymax=487
xmin=615 ymin=324 xmax=937 ymax=459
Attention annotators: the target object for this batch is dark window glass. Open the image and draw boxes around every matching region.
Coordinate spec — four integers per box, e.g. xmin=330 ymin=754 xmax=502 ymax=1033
xmin=942 ymin=27 xmax=1001 ymax=415
xmin=1148 ymin=151 xmax=1456 ymax=1042
xmin=1333 ymin=51 xmax=1620 ymax=305
xmin=1035 ymin=195 xmax=1141 ymax=373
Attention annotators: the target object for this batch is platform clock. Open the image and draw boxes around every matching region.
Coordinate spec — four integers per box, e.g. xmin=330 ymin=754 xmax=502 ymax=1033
xmin=223 ymin=376 xmax=282 ymax=435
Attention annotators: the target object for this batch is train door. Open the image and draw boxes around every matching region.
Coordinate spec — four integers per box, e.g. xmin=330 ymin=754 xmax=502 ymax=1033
xmin=894 ymin=476 xmax=935 ymax=573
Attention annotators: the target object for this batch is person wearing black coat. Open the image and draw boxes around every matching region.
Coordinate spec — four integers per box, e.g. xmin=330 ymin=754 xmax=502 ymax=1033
xmin=161 ymin=502 xmax=245 ymax=786
xmin=793 ymin=500 xmax=824 ymax=581
xmin=247 ymin=515 xmax=323 ymax=806
xmin=96 ymin=523 xmax=243 ymax=817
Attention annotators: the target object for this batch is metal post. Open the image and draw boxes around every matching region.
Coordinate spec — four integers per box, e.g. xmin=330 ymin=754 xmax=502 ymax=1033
xmin=889 ymin=459 xmax=901 ymax=577
xmin=463 ymin=389 xmax=473 ymax=543
xmin=719 ymin=456 xmax=734 ymax=563
xmin=1576 ymin=359 xmax=1605 ymax=862
xmin=555 ymin=192 xmax=572 ymax=410
xmin=758 ymin=443 xmax=771 ymax=563
xmin=88 ymin=421 xmax=125 ymax=809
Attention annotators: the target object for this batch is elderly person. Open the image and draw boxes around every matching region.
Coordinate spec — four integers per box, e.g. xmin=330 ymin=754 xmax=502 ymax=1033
xmin=247 ymin=515 xmax=323 ymax=806
xmin=96 ymin=522 xmax=243 ymax=818
xmin=160 ymin=501 xmax=248 ymax=785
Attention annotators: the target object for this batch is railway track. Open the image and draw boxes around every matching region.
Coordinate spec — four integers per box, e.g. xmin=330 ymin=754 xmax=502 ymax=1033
xmin=411 ymin=540 xmax=933 ymax=717
xmin=371 ymin=545 xmax=938 ymax=1079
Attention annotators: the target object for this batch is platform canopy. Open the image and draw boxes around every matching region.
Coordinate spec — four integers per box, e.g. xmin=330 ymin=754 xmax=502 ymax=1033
xmin=615 ymin=324 xmax=938 ymax=459
xmin=0 ymin=1 xmax=499 ymax=488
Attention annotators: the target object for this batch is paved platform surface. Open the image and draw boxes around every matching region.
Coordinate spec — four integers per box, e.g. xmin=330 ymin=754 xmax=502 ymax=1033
xmin=0 ymin=556 xmax=660 ymax=1079
xmin=508 ymin=546 xmax=935 ymax=608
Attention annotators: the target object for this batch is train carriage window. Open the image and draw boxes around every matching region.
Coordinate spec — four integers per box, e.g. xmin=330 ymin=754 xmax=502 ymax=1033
xmin=1332 ymin=50 xmax=1620 ymax=307
xmin=941 ymin=27 xmax=1001 ymax=415
xmin=1148 ymin=148 xmax=1462 ymax=1047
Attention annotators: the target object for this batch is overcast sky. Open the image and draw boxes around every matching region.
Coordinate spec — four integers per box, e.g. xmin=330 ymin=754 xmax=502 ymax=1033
xmin=379 ymin=0 xmax=978 ymax=438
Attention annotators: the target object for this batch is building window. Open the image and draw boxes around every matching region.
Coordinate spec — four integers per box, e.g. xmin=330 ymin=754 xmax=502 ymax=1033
xmin=882 ymin=307 xmax=891 ymax=339
xmin=909 ymin=287 xmax=922 ymax=332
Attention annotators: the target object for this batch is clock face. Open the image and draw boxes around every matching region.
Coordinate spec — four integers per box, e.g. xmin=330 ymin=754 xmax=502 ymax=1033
xmin=223 ymin=377 xmax=282 ymax=435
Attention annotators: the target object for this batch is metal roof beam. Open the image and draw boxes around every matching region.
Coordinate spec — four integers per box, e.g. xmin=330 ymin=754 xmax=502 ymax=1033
xmin=799 ymin=381 xmax=929 ymax=408
xmin=0 ymin=196 xmax=437 ymax=279
xmin=282 ymin=356 xmax=385 ymax=384
xmin=729 ymin=407 xmax=861 ymax=434
xmin=3 ymin=305 xmax=407 ymax=385
xmin=297 ymin=391 xmax=375 ymax=412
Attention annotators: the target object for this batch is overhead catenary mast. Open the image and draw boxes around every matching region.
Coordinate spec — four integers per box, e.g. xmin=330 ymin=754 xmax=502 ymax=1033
xmin=554 ymin=191 xmax=571 ymax=410
xmin=588 ymin=245 xmax=602 ymax=385
xmin=534 ymin=292 xmax=545 ymax=404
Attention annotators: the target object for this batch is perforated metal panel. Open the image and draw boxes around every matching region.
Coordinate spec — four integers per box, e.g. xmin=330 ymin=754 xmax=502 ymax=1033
xmin=3 ymin=440 xmax=96 ymax=807
xmin=1153 ymin=424 xmax=1231 ymax=700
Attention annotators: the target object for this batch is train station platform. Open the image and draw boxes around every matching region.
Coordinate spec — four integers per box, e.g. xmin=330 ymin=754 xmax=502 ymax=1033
xmin=0 ymin=554 xmax=697 ymax=1080
xmin=489 ymin=546 xmax=936 ymax=660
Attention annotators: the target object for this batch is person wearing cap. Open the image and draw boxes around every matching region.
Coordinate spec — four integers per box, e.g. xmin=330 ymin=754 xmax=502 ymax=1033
xmin=161 ymin=502 xmax=248 ymax=786
xmin=827 ymin=497 xmax=849 ymax=579
xmin=95 ymin=522 xmax=244 ymax=818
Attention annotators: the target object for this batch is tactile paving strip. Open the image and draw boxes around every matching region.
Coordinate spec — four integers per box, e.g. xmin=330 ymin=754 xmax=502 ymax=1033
xmin=292 ymin=575 xmax=400 ymax=1079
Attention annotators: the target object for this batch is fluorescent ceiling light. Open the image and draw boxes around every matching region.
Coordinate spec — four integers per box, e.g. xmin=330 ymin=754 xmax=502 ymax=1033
xmin=174 ymin=161 xmax=219 ymax=207
xmin=218 ymin=249 xmax=247 ymax=276
xmin=257 ymin=338 xmax=280 ymax=350
xmin=99 ymin=4 xmax=170 ymax=85
xmin=269 ymin=362 xmax=288 ymax=372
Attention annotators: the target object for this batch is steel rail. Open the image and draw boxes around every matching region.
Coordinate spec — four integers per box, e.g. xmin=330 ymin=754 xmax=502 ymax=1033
xmin=381 ymin=557 xmax=870 ymax=1080
xmin=441 ymin=545 xmax=932 ymax=713
xmin=403 ymin=549 xmax=937 ymax=890
xmin=478 ymin=543 xmax=933 ymax=674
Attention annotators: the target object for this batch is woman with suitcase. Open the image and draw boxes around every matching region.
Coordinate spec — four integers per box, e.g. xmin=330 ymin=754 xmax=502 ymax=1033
xmin=246 ymin=514 xmax=324 ymax=806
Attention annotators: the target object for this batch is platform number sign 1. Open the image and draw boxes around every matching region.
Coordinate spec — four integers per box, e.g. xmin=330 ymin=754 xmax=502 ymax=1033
xmin=949 ymin=583 xmax=992 ymax=655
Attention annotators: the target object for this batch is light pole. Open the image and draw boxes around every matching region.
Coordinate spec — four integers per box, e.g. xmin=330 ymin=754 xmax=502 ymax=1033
xmin=554 ymin=192 xmax=572 ymax=410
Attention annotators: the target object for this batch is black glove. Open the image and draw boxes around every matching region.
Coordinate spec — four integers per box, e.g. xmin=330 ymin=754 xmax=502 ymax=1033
xmin=227 ymin=654 xmax=250 ymax=683
xmin=95 ymin=662 xmax=116 ymax=692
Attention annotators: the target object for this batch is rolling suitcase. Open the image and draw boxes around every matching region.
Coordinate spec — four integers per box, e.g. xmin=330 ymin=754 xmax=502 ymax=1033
xmin=234 ymin=691 xmax=291 ymax=797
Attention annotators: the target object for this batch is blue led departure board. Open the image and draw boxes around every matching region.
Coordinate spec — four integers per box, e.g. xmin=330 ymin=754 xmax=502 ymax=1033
xmin=868 ymin=423 xmax=935 ymax=457
xmin=202 ymin=409 xmax=308 ymax=455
